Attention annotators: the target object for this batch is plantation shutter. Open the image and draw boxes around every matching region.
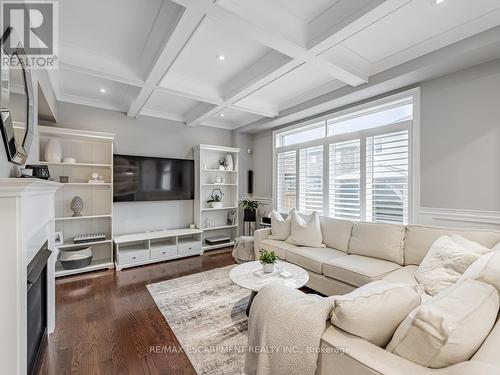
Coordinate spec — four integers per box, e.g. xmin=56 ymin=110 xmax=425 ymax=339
xmin=329 ymin=140 xmax=361 ymax=220
xmin=366 ymin=130 xmax=409 ymax=224
xmin=299 ymin=146 xmax=323 ymax=214
xmin=276 ymin=150 xmax=297 ymax=213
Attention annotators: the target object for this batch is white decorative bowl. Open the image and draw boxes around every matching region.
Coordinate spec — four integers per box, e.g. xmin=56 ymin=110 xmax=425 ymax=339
xmin=211 ymin=201 xmax=223 ymax=208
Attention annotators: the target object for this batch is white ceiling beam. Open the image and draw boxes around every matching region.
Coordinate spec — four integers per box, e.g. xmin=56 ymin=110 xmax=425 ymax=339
xmin=186 ymin=51 xmax=296 ymax=126
xmin=200 ymin=0 xmax=367 ymax=86
xmin=306 ymin=0 xmax=411 ymax=53
xmin=60 ymin=62 xmax=145 ymax=88
xmin=139 ymin=108 xmax=185 ymax=122
xmin=60 ymin=44 xmax=145 ymax=87
xmin=127 ymin=5 xmax=206 ymax=117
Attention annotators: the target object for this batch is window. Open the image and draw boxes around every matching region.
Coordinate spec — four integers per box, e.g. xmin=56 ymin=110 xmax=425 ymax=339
xmin=276 ymin=122 xmax=325 ymax=147
xmin=329 ymin=140 xmax=360 ymax=220
xmin=299 ymin=146 xmax=323 ymax=214
xmin=276 ymin=150 xmax=296 ymax=213
xmin=274 ymin=92 xmax=416 ymax=224
xmin=366 ymin=130 xmax=409 ymax=224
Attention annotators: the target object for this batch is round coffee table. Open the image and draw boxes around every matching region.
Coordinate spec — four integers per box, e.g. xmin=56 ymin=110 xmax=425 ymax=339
xmin=229 ymin=260 xmax=309 ymax=316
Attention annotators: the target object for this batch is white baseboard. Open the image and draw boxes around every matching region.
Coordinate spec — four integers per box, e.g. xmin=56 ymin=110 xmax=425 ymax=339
xmin=418 ymin=207 xmax=500 ymax=229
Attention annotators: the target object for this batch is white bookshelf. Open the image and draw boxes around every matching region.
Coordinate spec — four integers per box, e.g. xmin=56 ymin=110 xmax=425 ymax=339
xmin=194 ymin=144 xmax=240 ymax=251
xmin=38 ymin=126 xmax=115 ymax=277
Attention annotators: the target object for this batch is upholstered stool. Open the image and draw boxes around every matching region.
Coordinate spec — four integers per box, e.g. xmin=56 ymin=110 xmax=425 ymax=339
xmin=232 ymin=236 xmax=255 ymax=263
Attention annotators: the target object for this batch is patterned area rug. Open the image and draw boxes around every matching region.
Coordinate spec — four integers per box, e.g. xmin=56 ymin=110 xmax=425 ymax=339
xmin=147 ymin=265 xmax=249 ymax=375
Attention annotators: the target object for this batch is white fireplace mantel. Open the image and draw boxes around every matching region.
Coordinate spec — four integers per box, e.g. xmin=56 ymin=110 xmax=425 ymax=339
xmin=0 ymin=178 xmax=61 ymax=375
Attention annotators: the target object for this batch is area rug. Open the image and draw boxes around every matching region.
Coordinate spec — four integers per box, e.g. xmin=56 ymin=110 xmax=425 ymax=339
xmin=147 ymin=265 xmax=249 ymax=375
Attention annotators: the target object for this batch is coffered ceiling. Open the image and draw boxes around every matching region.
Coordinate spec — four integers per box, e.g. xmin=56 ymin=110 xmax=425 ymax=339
xmin=49 ymin=0 xmax=500 ymax=131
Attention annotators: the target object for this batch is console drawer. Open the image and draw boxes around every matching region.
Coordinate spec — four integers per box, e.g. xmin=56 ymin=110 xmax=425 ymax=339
xmin=119 ymin=248 xmax=149 ymax=265
xmin=178 ymin=241 xmax=202 ymax=255
xmin=150 ymin=245 xmax=178 ymax=260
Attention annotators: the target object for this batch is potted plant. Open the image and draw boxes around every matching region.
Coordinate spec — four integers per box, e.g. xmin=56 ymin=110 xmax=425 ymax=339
xmin=218 ymin=159 xmax=229 ymax=171
xmin=239 ymin=198 xmax=262 ymax=222
xmin=259 ymin=249 xmax=278 ymax=273
xmin=207 ymin=188 xmax=224 ymax=208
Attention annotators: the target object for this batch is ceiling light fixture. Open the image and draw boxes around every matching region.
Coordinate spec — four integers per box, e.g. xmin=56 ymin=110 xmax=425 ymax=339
xmin=216 ymin=54 xmax=225 ymax=61
xmin=220 ymin=113 xmax=225 ymax=117
xmin=99 ymin=88 xmax=106 ymax=93
xmin=433 ymin=0 xmax=446 ymax=4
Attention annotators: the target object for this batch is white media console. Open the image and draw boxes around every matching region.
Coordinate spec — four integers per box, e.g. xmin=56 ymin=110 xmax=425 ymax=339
xmin=114 ymin=228 xmax=203 ymax=270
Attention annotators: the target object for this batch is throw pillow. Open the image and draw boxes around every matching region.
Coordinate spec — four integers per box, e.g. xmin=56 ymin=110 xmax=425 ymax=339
xmin=458 ymin=250 xmax=500 ymax=294
xmin=329 ymin=280 xmax=423 ymax=347
xmin=268 ymin=210 xmax=291 ymax=241
xmin=286 ymin=211 xmax=325 ymax=248
xmin=415 ymin=235 xmax=491 ymax=296
xmin=387 ymin=279 xmax=499 ymax=368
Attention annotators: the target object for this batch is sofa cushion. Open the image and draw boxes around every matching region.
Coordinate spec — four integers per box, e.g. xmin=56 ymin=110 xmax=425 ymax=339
xmin=387 ymin=279 xmax=499 ymax=369
xmin=382 ymin=265 xmax=419 ymax=286
xmin=268 ymin=210 xmax=291 ymax=240
xmin=323 ymin=255 xmax=401 ymax=287
xmin=415 ymin=235 xmax=491 ymax=296
xmin=404 ymin=225 xmax=500 ymax=266
xmin=286 ymin=211 xmax=325 ymax=248
xmin=286 ymin=247 xmax=346 ymax=274
xmin=329 ymin=281 xmax=423 ymax=347
xmin=320 ymin=217 xmax=353 ymax=253
xmin=348 ymin=222 xmax=405 ymax=265
xmin=459 ymin=250 xmax=500 ymax=294
xmin=260 ymin=239 xmax=297 ymax=259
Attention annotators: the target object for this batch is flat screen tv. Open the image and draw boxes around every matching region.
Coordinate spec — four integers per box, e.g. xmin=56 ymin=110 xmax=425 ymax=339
xmin=113 ymin=154 xmax=194 ymax=202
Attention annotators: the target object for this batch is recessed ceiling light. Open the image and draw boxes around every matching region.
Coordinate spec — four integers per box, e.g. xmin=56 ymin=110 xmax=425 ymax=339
xmin=433 ymin=0 xmax=446 ymax=4
xmin=99 ymin=88 xmax=106 ymax=93
xmin=220 ymin=113 xmax=225 ymax=117
xmin=216 ymin=55 xmax=225 ymax=61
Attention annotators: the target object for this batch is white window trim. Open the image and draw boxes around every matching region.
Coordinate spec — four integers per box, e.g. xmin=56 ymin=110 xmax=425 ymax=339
xmin=272 ymin=88 xmax=421 ymax=224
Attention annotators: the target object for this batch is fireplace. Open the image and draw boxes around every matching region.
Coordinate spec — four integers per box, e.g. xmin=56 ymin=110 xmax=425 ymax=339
xmin=26 ymin=241 xmax=52 ymax=375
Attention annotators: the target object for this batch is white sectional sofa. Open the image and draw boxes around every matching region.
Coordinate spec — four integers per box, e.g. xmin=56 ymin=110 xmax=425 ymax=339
xmin=253 ymin=218 xmax=500 ymax=375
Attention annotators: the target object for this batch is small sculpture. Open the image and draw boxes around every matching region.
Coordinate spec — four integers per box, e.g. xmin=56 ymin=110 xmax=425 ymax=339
xmin=71 ymin=196 xmax=84 ymax=217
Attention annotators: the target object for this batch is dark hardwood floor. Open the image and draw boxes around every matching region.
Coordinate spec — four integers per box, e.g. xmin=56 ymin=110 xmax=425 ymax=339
xmin=37 ymin=248 xmax=236 ymax=375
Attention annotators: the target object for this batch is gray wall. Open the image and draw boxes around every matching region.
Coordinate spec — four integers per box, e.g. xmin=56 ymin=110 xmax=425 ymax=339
xmin=53 ymin=102 xmax=244 ymax=235
xmin=420 ymin=59 xmax=500 ymax=211
xmin=252 ymin=130 xmax=273 ymax=198
xmin=251 ymin=59 xmax=500 ymax=212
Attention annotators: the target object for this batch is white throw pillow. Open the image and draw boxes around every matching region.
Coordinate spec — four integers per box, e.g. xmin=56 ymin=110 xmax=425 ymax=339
xmin=415 ymin=235 xmax=491 ymax=296
xmin=387 ymin=279 xmax=499 ymax=368
xmin=268 ymin=210 xmax=291 ymax=241
xmin=329 ymin=281 xmax=423 ymax=347
xmin=286 ymin=211 xmax=325 ymax=248
xmin=458 ymin=250 xmax=500 ymax=294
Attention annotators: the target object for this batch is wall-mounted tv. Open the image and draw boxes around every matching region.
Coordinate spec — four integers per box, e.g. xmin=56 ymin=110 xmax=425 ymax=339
xmin=113 ymin=154 xmax=194 ymax=202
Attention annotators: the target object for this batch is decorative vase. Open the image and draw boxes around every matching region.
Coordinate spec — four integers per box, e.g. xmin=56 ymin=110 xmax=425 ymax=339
xmin=211 ymin=201 xmax=223 ymax=208
xmin=262 ymin=263 xmax=274 ymax=273
xmin=218 ymin=165 xmax=225 ymax=171
xmin=225 ymin=154 xmax=234 ymax=170
xmin=44 ymin=138 xmax=62 ymax=162
xmin=71 ymin=196 xmax=84 ymax=217
xmin=243 ymin=208 xmax=256 ymax=222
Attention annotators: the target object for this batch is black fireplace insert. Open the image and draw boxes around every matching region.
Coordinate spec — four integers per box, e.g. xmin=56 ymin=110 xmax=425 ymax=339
xmin=26 ymin=241 xmax=51 ymax=375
